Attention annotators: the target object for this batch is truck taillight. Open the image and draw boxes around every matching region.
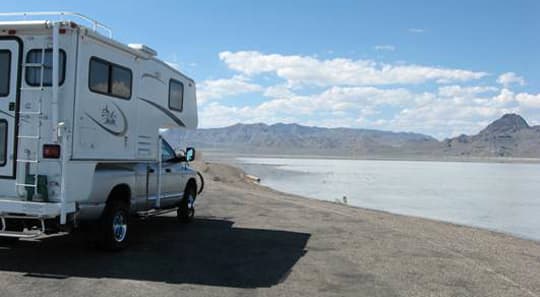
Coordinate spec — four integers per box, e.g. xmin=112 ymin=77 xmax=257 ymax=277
xmin=43 ymin=144 xmax=61 ymax=159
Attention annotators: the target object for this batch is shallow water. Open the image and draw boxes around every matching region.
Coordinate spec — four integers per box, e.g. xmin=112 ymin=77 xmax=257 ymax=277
xmin=235 ymin=157 xmax=540 ymax=241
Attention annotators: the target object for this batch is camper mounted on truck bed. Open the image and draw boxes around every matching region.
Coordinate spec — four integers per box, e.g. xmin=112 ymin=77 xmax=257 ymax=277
xmin=0 ymin=12 xmax=202 ymax=250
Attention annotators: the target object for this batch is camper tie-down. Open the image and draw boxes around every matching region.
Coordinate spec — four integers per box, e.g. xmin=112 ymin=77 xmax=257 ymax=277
xmin=0 ymin=12 xmax=201 ymax=250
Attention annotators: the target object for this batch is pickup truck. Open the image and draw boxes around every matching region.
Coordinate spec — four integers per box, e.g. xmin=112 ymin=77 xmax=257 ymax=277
xmin=1 ymin=138 xmax=202 ymax=251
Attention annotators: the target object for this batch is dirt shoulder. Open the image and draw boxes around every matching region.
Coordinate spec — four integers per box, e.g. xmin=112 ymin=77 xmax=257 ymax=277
xmin=0 ymin=161 xmax=538 ymax=297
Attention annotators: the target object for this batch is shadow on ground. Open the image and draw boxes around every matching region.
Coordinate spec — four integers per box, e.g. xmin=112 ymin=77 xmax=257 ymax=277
xmin=0 ymin=217 xmax=310 ymax=288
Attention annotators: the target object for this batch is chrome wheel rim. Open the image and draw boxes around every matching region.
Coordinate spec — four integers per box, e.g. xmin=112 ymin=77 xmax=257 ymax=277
xmin=112 ymin=212 xmax=127 ymax=242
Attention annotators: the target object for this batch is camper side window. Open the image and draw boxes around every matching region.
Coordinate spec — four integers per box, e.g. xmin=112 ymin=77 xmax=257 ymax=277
xmin=89 ymin=57 xmax=132 ymax=99
xmin=169 ymin=79 xmax=184 ymax=112
xmin=25 ymin=49 xmax=66 ymax=87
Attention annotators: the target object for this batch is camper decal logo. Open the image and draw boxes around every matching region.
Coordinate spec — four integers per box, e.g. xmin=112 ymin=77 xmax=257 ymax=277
xmin=85 ymin=102 xmax=128 ymax=137
xmin=138 ymin=97 xmax=186 ymax=127
xmin=101 ymin=105 xmax=117 ymax=125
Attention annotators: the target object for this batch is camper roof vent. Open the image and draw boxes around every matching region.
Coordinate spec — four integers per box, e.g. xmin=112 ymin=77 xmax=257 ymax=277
xmin=128 ymin=43 xmax=158 ymax=57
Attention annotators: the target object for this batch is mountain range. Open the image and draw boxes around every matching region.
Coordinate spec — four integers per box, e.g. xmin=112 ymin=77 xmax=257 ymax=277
xmin=164 ymin=114 xmax=540 ymax=159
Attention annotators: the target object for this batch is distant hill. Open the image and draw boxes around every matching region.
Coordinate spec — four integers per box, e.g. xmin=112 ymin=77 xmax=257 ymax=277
xmin=164 ymin=123 xmax=438 ymax=157
xmin=164 ymin=114 xmax=540 ymax=159
xmin=441 ymin=114 xmax=540 ymax=158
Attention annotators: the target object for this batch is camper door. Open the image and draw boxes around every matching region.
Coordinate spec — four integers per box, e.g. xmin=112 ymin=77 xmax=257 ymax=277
xmin=0 ymin=38 xmax=20 ymax=178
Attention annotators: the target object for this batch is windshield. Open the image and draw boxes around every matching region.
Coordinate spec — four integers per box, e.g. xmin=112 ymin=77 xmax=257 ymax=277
xmin=160 ymin=139 xmax=175 ymax=161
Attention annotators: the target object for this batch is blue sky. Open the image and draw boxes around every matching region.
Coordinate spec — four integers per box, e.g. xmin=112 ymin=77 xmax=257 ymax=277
xmin=3 ymin=0 xmax=539 ymax=138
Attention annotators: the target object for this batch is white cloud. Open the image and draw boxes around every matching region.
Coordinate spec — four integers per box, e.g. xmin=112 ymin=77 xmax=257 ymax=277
xmin=408 ymin=28 xmax=426 ymax=33
xmin=195 ymin=50 xmax=537 ymax=138
xmin=378 ymin=87 xmax=533 ymax=137
xmin=198 ymin=103 xmax=251 ymax=127
xmin=497 ymin=72 xmax=525 ymax=87
xmin=387 ymin=107 xmax=513 ymax=139
xmin=257 ymin=86 xmax=420 ymax=116
xmin=492 ymin=88 xmax=515 ymax=105
xmin=374 ymin=45 xmax=395 ymax=51
xmin=200 ymin=83 xmax=540 ymax=138
xmin=218 ymin=51 xmax=487 ymax=87
xmin=516 ymin=92 xmax=540 ymax=108
xmin=197 ymin=75 xmax=262 ymax=104
xmin=263 ymin=84 xmax=296 ymax=98
xmin=319 ymin=86 xmax=416 ymax=107
xmin=199 ymin=86 xmax=417 ymax=128
xmin=438 ymin=85 xmax=498 ymax=98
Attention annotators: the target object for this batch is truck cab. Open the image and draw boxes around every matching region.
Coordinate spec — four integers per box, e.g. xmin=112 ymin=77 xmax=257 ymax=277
xmin=79 ymin=138 xmax=200 ymax=250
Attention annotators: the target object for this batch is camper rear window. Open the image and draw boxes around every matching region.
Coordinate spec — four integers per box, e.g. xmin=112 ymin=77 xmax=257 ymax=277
xmin=25 ymin=49 xmax=66 ymax=87
xmin=89 ymin=57 xmax=132 ymax=99
xmin=0 ymin=50 xmax=10 ymax=97
xmin=169 ymin=79 xmax=184 ymax=112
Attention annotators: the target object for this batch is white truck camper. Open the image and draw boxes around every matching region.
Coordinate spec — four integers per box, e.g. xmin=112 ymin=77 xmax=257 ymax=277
xmin=0 ymin=12 xmax=202 ymax=250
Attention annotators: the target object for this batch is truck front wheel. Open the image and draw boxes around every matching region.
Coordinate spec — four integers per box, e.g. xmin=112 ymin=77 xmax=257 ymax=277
xmin=99 ymin=201 xmax=129 ymax=251
xmin=178 ymin=186 xmax=195 ymax=223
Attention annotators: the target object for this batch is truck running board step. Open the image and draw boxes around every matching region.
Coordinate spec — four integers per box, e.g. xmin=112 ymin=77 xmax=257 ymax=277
xmin=137 ymin=207 xmax=178 ymax=218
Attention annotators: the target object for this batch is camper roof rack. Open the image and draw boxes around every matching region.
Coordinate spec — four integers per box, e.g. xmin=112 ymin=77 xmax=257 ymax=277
xmin=0 ymin=11 xmax=113 ymax=38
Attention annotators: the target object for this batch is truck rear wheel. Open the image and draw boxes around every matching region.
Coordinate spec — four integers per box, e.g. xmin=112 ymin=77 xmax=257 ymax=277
xmin=178 ymin=186 xmax=195 ymax=223
xmin=99 ymin=201 xmax=129 ymax=251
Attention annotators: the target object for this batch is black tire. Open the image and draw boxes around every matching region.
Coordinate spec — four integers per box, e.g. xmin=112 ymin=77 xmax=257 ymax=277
xmin=178 ymin=186 xmax=195 ymax=223
xmin=98 ymin=201 xmax=129 ymax=251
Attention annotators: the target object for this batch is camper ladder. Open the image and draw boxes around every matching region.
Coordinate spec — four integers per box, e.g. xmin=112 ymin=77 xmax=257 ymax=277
xmin=14 ymin=47 xmax=48 ymax=198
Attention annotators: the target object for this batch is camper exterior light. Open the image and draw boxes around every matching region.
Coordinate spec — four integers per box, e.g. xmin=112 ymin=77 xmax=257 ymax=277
xmin=43 ymin=144 xmax=61 ymax=159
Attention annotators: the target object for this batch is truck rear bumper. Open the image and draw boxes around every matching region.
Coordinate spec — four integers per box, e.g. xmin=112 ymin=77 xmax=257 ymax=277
xmin=0 ymin=198 xmax=76 ymax=238
xmin=0 ymin=198 xmax=76 ymax=218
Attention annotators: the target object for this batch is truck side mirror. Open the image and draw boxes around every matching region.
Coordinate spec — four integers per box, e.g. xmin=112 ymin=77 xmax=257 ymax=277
xmin=185 ymin=147 xmax=196 ymax=162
